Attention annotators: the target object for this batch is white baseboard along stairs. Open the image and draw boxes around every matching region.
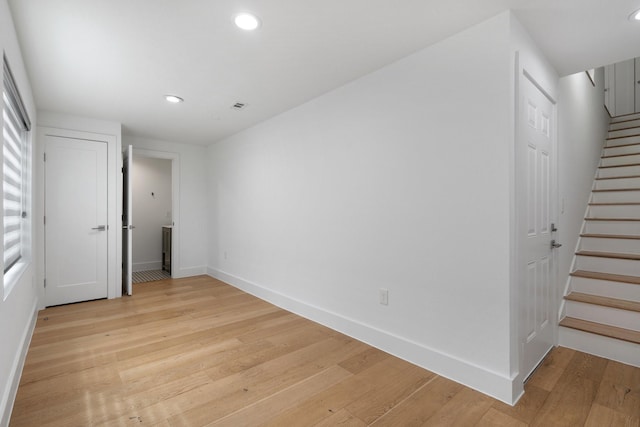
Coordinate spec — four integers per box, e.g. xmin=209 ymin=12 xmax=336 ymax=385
xmin=559 ymin=112 xmax=640 ymax=368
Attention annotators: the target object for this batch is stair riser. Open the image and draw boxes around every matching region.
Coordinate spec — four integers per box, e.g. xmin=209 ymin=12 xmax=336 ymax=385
xmin=601 ymin=154 xmax=640 ymax=167
xmin=591 ymin=190 xmax=640 ymax=204
xmin=606 ymin=135 xmax=640 ymax=147
xmin=575 ymin=255 xmax=640 ymax=276
xmin=603 ymin=145 xmax=640 ymax=157
xmin=587 ymin=204 xmax=640 ymax=216
xmin=597 ymin=165 xmax=640 ymax=178
xmin=564 ymin=301 xmax=640 ymax=331
xmin=594 ymin=177 xmax=640 ymax=189
xmin=611 ymin=113 xmax=640 ymax=123
xmin=608 ymin=128 xmax=640 ymax=139
xmin=570 ymin=276 xmax=640 ymax=302
xmin=559 ymin=326 xmax=640 ymax=368
xmin=583 ymin=221 xmax=640 ymax=235
xmin=579 ymin=237 xmax=640 ymax=254
xmin=610 ymin=119 xmax=640 ymax=131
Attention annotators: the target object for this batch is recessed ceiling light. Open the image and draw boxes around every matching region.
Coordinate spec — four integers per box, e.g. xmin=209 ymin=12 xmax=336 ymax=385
xmin=165 ymin=95 xmax=184 ymax=103
xmin=629 ymin=8 xmax=640 ymax=20
xmin=234 ymin=13 xmax=260 ymax=31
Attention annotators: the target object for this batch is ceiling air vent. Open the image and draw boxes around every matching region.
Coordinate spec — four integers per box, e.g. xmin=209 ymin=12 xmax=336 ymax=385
xmin=231 ymin=102 xmax=247 ymax=110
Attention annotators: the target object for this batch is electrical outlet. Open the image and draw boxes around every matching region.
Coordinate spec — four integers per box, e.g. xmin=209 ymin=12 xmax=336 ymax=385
xmin=379 ymin=288 xmax=389 ymax=306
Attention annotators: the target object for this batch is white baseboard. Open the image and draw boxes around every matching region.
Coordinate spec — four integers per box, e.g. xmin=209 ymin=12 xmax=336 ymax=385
xmin=207 ymin=267 xmax=518 ymax=405
xmin=132 ymin=261 xmax=162 ymax=272
xmin=1 ymin=301 xmax=37 ymax=427
xmin=175 ymin=265 xmax=207 ymax=279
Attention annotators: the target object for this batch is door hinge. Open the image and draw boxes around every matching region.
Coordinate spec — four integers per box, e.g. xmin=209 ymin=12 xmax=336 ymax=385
xmin=43 ymin=152 xmax=46 ymax=162
xmin=121 ymin=166 xmax=124 ymax=173
xmin=43 ymin=216 xmax=46 ymax=225
xmin=44 ymin=279 xmax=46 ymax=288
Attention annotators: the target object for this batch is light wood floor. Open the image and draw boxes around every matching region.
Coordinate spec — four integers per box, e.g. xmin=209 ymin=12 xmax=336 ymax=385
xmin=10 ymin=276 xmax=640 ymax=426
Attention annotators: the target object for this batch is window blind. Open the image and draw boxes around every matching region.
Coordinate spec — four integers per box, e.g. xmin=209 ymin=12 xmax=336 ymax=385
xmin=3 ymin=57 xmax=30 ymax=273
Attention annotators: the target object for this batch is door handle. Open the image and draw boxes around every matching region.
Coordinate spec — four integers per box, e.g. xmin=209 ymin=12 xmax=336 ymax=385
xmin=92 ymin=225 xmax=106 ymax=231
xmin=551 ymin=240 xmax=562 ymax=249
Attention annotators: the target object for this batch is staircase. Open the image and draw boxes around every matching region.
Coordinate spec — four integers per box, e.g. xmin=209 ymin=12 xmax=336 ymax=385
xmin=559 ymin=112 xmax=640 ymax=367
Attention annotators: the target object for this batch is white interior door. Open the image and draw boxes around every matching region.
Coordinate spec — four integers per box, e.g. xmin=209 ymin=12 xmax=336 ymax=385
xmin=122 ymin=145 xmax=133 ymax=295
xmin=518 ymin=73 xmax=557 ymax=380
xmin=604 ymin=64 xmax=615 ymax=117
xmin=45 ymin=136 xmax=108 ymax=306
xmin=615 ymin=59 xmax=635 ymax=116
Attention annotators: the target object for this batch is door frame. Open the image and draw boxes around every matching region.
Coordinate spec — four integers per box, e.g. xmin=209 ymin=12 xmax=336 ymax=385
xmin=512 ymin=51 xmax=560 ymax=397
xmin=36 ymin=127 xmax=120 ymax=307
xmin=130 ymin=148 xmax=180 ymax=278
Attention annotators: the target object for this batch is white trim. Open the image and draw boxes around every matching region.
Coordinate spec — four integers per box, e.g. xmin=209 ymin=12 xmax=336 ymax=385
xmin=207 ymin=267 xmax=519 ymax=405
xmin=0 ymin=300 xmax=37 ymax=427
xmin=177 ymin=266 xmax=206 ymax=278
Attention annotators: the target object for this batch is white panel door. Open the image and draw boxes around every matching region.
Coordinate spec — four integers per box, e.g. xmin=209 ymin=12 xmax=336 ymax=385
xmin=518 ymin=74 xmax=556 ymax=380
xmin=615 ymin=59 xmax=635 ymax=117
xmin=122 ymin=145 xmax=133 ymax=296
xmin=45 ymin=136 xmax=108 ymax=306
xmin=635 ymin=58 xmax=640 ymax=114
xmin=604 ymin=64 xmax=615 ymax=117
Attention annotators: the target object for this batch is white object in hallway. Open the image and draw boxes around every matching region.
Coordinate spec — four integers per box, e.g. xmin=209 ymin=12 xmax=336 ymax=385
xmin=123 ymin=144 xmax=133 ymax=295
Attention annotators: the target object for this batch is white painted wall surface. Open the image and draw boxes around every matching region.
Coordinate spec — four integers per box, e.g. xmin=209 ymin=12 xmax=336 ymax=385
xmin=0 ymin=1 xmax=38 ymax=425
xmin=557 ymin=70 xmax=609 ymax=294
xmin=125 ymin=136 xmax=207 ymax=278
xmin=208 ymin=12 xmax=517 ymax=402
xmin=132 ymin=157 xmax=172 ymax=272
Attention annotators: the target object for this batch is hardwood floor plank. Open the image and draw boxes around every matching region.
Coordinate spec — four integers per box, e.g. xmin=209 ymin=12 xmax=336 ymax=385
xmin=584 ymin=403 xmax=640 ymax=427
xmin=422 ymin=387 xmax=494 ymax=426
xmin=369 ymin=376 xmax=463 ymax=426
xmin=10 ymin=276 xmax=640 ymax=426
xmin=345 ymin=356 xmax=436 ymax=424
xmin=595 ymin=360 xmax=640 ymax=418
xmin=525 ymin=346 xmax=576 ymax=391
xmin=491 ymin=384 xmax=549 ymax=424
xmin=475 ymin=407 xmax=528 ymax=426
xmin=206 ymin=365 xmax=352 ymax=426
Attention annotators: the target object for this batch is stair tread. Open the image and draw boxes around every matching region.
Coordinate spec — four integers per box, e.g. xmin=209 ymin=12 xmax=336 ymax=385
xmin=565 ymin=292 xmax=640 ymax=312
xmin=602 ymin=152 xmax=640 ymax=159
xmin=581 ymin=233 xmax=640 ymax=240
xmin=598 ymin=163 xmax=640 ymax=169
xmin=571 ymin=270 xmax=640 ymax=285
xmin=608 ymin=125 xmax=640 ymax=133
xmin=604 ymin=142 xmax=640 ymax=149
xmin=607 ymin=133 xmax=640 ymax=141
xmin=584 ymin=217 xmax=640 ymax=222
xmin=596 ymin=175 xmax=640 ymax=181
xmin=559 ymin=317 xmax=640 ymax=345
xmin=576 ymin=250 xmax=640 ymax=260
xmin=591 ymin=187 xmax=640 ymax=191
xmin=588 ymin=201 xmax=640 ymax=205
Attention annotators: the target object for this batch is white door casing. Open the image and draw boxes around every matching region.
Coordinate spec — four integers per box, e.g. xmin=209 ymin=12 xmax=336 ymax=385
xmin=517 ymin=71 xmax=558 ymax=381
xmin=122 ymin=145 xmax=133 ymax=295
xmin=45 ymin=136 xmax=108 ymax=306
xmin=635 ymin=58 xmax=640 ymax=114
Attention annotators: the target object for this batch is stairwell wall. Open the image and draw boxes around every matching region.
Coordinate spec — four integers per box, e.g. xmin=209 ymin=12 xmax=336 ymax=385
xmin=208 ymin=12 xmax=518 ymax=402
xmin=557 ymin=71 xmax=610 ymax=294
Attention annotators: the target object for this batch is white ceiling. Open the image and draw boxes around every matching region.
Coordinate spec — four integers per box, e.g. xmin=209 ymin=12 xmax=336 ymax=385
xmin=8 ymin=0 xmax=640 ymax=145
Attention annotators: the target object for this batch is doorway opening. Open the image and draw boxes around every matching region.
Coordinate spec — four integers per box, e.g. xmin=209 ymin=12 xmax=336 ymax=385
xmin=122 ymin=148 xmax=180 ymax=294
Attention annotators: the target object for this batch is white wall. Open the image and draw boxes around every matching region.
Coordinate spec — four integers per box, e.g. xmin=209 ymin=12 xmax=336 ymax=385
xmin=125 ymin=136 xmax=207 ymax=278
xmin=557 ymin=70 xmax=610 ymax=292
xmin=208 ymin=12 xmax=518 ymax=403
xmin=0 ymin=1 xmax=38 ymax=425
xmin=132 ymin=157 xmax=172 ymax=272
